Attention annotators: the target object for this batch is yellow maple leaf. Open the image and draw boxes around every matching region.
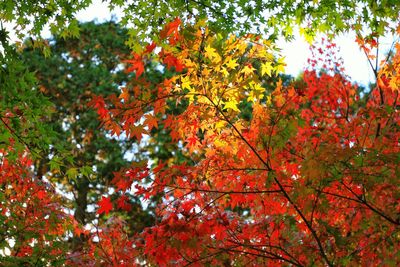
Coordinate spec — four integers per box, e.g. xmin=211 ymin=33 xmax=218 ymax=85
xmin=184 ymin=58 xmax=196 ymax=68
xmin=220 ymin=67 xmax=229 ymax=77
xmin=261 ymin=62 xmax=273 ymax=76
xmin=224 ymin=100 xmax=240 ymax=112
xmin=181 ymin=75 xmax=192 ymax=90
xmin=241 ymin=64 xmax=254 ymax=75
xmin=276 ymin=58 xmax=286 ymax=73
xmin=250 ymin=81 xmax=264 ymax=92
xmin=247 ymin=90 xmax=256 ymax=103
xmin=204 ymin=45 xmax=216 ymax=58
xmin=204 ymin=45 xmax=221 ymax=63
xmin=225 ymin=59 xmax=238 ymax=69
xmin=236 ymin=40 xmax=247 ymax=54
xmin=266 ymin=95 xmax=272 ymax=105
xmin=214 ymin=120 xmax=226 ymax=130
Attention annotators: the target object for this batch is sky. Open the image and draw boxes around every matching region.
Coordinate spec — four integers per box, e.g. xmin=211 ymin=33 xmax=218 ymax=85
xmin=6 ymin=0 xmax=397 ymax=86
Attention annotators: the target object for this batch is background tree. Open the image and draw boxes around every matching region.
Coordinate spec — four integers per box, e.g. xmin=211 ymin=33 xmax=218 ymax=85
xmin=20 ymin=20 xmax=155 ymax=251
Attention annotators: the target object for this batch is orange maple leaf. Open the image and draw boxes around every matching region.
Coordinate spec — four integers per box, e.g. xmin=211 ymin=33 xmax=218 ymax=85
xmin=129 ymin=124 xmax=147 ymax=142
xmin=145 ymin=114 xmax=158 ymax=130
xmin=125 ymin=53 xmax=145 ymax=77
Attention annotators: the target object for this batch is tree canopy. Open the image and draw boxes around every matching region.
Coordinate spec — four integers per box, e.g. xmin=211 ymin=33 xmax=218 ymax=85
xmin=90 ymin=21 xmax=400 ymax=266
xmin=1 ymin=0 xmax=400 ymax=50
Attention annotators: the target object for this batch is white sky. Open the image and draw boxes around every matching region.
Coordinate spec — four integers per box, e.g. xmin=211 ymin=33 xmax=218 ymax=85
xmin=7 ymin=0 xmax=397 ymax=86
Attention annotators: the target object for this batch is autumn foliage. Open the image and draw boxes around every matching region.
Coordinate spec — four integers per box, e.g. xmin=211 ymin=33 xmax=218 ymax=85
xmin=0 ymin=148 xmax=72 ymax=265
xmin=0 ymin=13 xmax=399 ymax=266
xmin=84 ymin=20 xmax=400 ymax=266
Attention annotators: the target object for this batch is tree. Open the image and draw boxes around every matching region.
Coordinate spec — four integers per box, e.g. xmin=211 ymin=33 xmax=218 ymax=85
xmin=111 ymin=0 xmax=400 ymax=46
xmin=2 ymin=0 xmax=400 ymax=53
xmin=92 ymin=21 xmax=400 ymax=266
xmin=20 ymin=20 xmax=158 ymax=255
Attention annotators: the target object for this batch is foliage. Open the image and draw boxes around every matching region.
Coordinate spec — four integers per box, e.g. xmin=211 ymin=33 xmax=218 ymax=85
xmin=1 ymin=0 xmax=400 ymax=265
xmin=0 ymin=43 xmax=62 ymax=163
xmin=0 ymin=0 xmax=90 ymax=48
xmin=91 ymin=21 xmax=400 ymax=266
xmin=0 ymin=150 xmax=72 ymax=265
xmin=111 ymin=0 xmax=400 ymax=46
xmin=1 ymin=0 xmax=400 ymax=52
xmin=20 ymin=21 xmax=156 ymax=251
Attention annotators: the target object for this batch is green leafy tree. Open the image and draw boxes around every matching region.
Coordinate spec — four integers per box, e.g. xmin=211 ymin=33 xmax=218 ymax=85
xmin=21 ymin=20 xmax=155 ymax=250
xmin=1 ymin=0 xmax=399 ymax=52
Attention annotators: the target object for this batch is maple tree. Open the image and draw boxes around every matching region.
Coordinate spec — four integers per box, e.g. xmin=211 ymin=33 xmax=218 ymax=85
xmin=90 ymin=20 xmax=400 ymax=266
xmin=0 ymin=148 xmax=73 ymax=265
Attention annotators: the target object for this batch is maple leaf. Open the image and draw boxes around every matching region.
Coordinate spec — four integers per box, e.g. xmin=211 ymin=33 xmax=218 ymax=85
xmin=186 ymin=136 xmax=198 ymax=147
xmin=204 ymin=45 xmax=217 ymax=59
xmin=125 ymin=53 xmax=145 ymax=77
xmin=159 ymin=17 xmax=181 ymax=39
xmin=261 ymin=61 xmax=273 ymax=76
xmin=145 ymin=114 xmax=158 ymax=130
xmin=163 ymin=54 xmax=184 ymax=72
xmin=145 ymin=42 xmax=156 ymax=53
xmin=116 ymin=195 xmax=132 ymax=212
xmin=88 ymin=95 xmax=109 ymax=119
xmin=225 ymin=58 xmax=239 ymax=69
xmin=204 ymin=45 xmax=221 ymax=63
xmin=97 ymin=196 xmax=113 ymax=215
xmin=276 ymin=57 xmax=286 ymax=73
xmin=112 ymin=171 xmax=133 ymax=191
xmin=223 ymin=100 xmax=240 ymax=112
xmin=180 ymin=75 xmax=192 ymax=90
xmin=167 ymin=17 xmax=181 ymax=33
xmin=119 ymin=87 xmax=130 ymax=102
xmin=241 ymin=64 xmax=254 ymax=75
xmin=36 ymin=190 xmax=46 ymax=200
xmin=128 ymin=124 xmax=147 ymax=142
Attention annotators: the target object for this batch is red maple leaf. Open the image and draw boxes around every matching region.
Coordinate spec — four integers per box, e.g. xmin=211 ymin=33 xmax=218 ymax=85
xmin=87 ymin=95 xmax=109 ymax=119
xmin=145 ymin=42 xmax=157 ymax=53
xmin=163 ymin=54 xmax=184 ymax=72
xmin=97 ymin=196 xmax=113 ymax=215
xmin=116 ymin=195 xmax=132 ymax=212
xmin=186 ymin=136 xmax=198 ymax=147
xmin=160 ymin=17 xmax=181 ymax=39
xmin=36 ymin=190 xmax=47 ymax=200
